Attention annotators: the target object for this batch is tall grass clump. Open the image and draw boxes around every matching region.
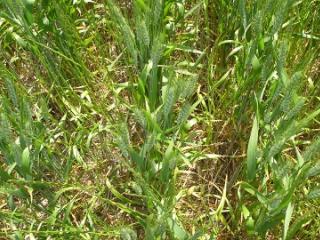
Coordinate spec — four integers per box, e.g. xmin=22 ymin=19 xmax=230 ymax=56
xmin=201 ymin=0 xmax=320 ymax=238
xmin=107 ymin=1 xmax=201 ymax=238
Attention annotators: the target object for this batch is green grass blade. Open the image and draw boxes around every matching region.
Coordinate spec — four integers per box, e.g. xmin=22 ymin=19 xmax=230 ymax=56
xmin=247 ymin=115 xmax=259 ymax=181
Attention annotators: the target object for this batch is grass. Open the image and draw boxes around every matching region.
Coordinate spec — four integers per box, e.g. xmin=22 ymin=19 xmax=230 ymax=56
xmin=0 ymin=0 xmax=319 ymax=239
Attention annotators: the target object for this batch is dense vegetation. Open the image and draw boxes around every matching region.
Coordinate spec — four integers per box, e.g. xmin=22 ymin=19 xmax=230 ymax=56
xmin=0 ymin=0 xmax=319 ymax=239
